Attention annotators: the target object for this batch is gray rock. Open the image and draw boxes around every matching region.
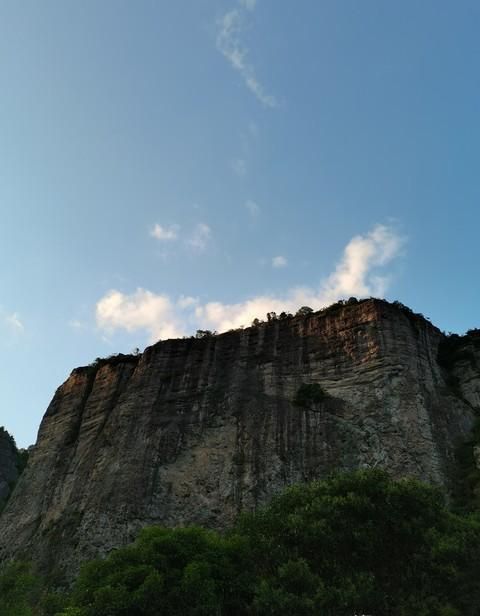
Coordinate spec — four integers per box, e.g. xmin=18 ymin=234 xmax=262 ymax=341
xmin=0 ymin=299 xmax=478 ymax=581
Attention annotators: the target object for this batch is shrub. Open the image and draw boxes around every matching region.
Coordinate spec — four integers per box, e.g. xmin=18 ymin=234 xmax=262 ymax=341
xmin=293 ymin=383 xmax=328 ymax=409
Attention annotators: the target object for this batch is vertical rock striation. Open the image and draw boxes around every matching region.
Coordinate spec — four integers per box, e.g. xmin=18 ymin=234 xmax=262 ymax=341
xmin=0 ymin=299 xmax=477 ymax=580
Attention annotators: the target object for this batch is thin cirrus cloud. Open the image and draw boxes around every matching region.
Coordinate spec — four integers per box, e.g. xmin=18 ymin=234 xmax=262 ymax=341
xmin=5 ymin=312 xmax=24 ymax=333
xmin=272 ymin=255 xmax=287 ymax=268
xmin=231 ymin=158 xmax=247 ymax=177
xmin=96 ymin=224 xmax=404 ymax=343
xmin=216 ymin=1 xmax=277 ymax=108
xmin=245 ymin=199 xmax=260 ymax=217
xmin=150 ymin=222 xmax=212 ymax=253
xmin=186 ymin=223 xmax=212 ymax=252
xmin=150 ymin=223 xmax=179 ymax=241
xmin=240 ymin=0 xmax=256 ymax=9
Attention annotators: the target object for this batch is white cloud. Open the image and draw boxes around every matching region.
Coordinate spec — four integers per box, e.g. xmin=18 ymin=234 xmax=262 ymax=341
xmin=186 ymin=223 xmax=212 ymax=252
xmin=245 ymin=199 xmax=260 ymax=217
xmin=150 ymin=223 xmax=179 ymax=241
xmin=5 ymin=312 xmax=24 ymax=333
xmin=96 ymin=289 xmax=187 ymax=342
xmin=248 ymin=121 xmax=259 ymax=138
xmin=318 ymin=224 xmax=403 ymax=304
xmin=216 ymin=6 xmax=277 ymax=108
xmin=232 ymin=158 xmax=247 ymax=177
xmin=177 ymin=295 xmax=199 ymax=309
xmin=95 ymin=225 xmax=404 ymax=342
xmin=272 ymin=255 xmax=287 ymax=268
xmin=194 ymin=225 xmax=404 ymax=331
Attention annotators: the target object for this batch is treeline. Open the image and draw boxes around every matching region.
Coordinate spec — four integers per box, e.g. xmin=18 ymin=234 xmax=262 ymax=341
xmin=1 ymin=470 xmax=480 ymax=616
xmin=0 ymin=427 xmax=28 ymax=472
xmin=0 ymin=427 xmax=28 ymax=514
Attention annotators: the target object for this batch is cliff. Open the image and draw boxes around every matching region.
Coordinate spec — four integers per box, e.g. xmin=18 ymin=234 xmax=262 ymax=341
xmin=0 ymin=299 xmax=479 ymax=581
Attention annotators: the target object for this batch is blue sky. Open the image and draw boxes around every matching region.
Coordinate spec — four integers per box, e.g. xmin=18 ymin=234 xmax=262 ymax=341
xmin=1 ymin=0 xmax=479 ymax=446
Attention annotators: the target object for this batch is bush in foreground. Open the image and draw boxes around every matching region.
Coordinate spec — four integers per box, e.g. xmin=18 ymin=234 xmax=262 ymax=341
xmin=2 ymin=470 xmax=480 ymax=616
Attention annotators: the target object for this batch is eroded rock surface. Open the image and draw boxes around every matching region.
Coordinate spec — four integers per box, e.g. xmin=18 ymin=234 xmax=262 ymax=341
xmin=0 ymin=299 xmax=477 ymax=580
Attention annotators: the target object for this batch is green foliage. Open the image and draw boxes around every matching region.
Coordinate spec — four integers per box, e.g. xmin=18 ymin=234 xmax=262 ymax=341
xmin=437 ymin=333 xmax=477 ymax=372
xmin=0 ymin=427 xmax=17 ymax=452
xmin=83 ymin=353 xmax=141 ymax=374
xmin=293 ymin=383 xmax=328 ymax=409
xmin=0 ymin=561 xmax=42 ymax=616
xmin=0 ymin=428 xmax=30 ymax=513
xmin=195 ymin=330 xmax=216 ymax=339
xmin=68 ymin=526 xmax=253 ymax=616
xmin=238 ymin=470 xmax=480 ymax=616
xmin=252 ymin=559 xmax=326 ymax=615
xmin=15 ymin=449 xmax=29 ymax=474
xmin=453 ymin=418 xmax=480 ymax=512
xmin=3 ymin=471 xmax=480 ymax=615
xmin=295 ymin=306 xmax=313 ymax=316
xmin=0 ymin=561 xmax=67 ymax=616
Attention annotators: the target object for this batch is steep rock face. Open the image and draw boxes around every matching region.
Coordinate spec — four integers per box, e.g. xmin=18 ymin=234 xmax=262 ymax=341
xmin=0 ymin=428 xmax=19 ymax=506
xmin=0 ymin=299 xmax=477 ymax=580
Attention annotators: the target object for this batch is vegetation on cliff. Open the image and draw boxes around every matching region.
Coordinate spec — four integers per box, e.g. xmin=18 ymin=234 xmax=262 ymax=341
xmin=0 ymin=427 xmax=28 ymax=513
xmin=454 ymin=417 xmax=480 ymax=512
xmin=1 ymin=470 xmax=479 ymax=616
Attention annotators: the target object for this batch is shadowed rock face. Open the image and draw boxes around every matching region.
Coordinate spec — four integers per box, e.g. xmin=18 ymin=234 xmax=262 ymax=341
xmin=0 ymin=428 xmax=19 ymax=505
xmin=0 ymin=299 xmax=478 ymax=581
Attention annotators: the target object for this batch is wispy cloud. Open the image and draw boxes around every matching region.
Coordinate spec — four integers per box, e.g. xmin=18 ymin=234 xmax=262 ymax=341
xmin=5 ymin=312 xmax=24 ymax=333
xmin=245 ymin=199 xmax=260 ymax=217
xmin=216 ymin=2 xmax=277 ymax=108
xmin=96 ymin=225 xmax=404 ymax=342
xmin=240 ymin=0 xmax=256 ymax=9
xmin=272 ymin=255 xmax=287 ymax=268
xmin=247 ymin=121 xmax=259 ymax=138
xmin=186 ymin=223 xmax=212 ymax=252
xmin=150 ymin=223 xmax=179 ymax=241
xmin=68 ymin=319 xmax=86 ymax=330
xmin=149 ymin=222 xmax=212 ymax=254
xmin=231 ymin=158 xmax=247 ymax=177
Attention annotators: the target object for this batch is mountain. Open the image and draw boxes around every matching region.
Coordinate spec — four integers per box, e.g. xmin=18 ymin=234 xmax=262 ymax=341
xmin=0 ymin=298 xmax=479 ymax=581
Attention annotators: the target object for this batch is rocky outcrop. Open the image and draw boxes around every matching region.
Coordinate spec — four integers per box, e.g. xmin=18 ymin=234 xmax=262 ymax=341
xmin=0 ymin=299 xmax=478 ymax=581
xmin=0 ymin=428 xmax=20 ymax=507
